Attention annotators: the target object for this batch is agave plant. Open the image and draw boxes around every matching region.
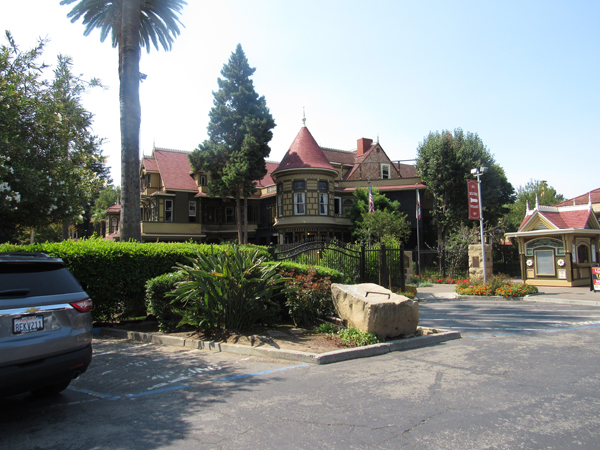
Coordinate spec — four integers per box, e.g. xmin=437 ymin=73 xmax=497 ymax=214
xmin=168 ymin=245 xmax=290 ymax=332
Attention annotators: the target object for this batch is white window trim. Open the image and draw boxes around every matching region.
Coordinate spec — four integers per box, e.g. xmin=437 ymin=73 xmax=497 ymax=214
xmin=294 ymin=192 xmax=306 ymax=215
xmin=319 ymin=193 xmax=328 ymax=215
xmin=277 ymin=194 xmax=283 ymax=217
xmin=381 ymin=163 xmax=390 ymax=179
xmin=189 ymin=201 xmax=196 ymax=217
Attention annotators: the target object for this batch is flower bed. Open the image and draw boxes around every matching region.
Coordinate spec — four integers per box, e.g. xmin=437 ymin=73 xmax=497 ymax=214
xmin=456 ymin=279 xmax=538 ymax=297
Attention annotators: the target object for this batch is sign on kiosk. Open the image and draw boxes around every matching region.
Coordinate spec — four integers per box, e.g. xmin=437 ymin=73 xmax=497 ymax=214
xmin=592 ymin=266 xmax=600 ymax=292
xmin=467 ymin=179 xmax=480 ymax=220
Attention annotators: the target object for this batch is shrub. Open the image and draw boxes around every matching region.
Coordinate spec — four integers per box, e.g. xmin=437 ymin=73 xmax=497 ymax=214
xmin=281 ymin=267 xmax=334 ymax=327
xmin=145 ymin=271 xmax=186 ymax=332
xmin=168 ymin=245 xmax=289 ymax=332
xmin=337 ymin=327 xmax=382 ymax=346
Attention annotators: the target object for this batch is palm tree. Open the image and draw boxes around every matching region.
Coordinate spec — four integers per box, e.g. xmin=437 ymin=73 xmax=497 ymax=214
xmin=61 ymin=0 xmax=186 ymax=241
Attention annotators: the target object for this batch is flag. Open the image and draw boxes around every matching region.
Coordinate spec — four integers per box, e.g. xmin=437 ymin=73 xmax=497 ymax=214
xmin=416 ymin=189 xmax=421 ymax=220
xmin=368 ymin=183 xmax=375 ymax=213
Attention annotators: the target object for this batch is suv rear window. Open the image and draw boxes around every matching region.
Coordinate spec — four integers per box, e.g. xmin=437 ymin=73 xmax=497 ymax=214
xmin=0 ymin=263 xmax=83 ymax=297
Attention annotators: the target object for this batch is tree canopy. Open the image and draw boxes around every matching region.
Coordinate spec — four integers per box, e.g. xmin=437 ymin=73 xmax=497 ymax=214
xmin=505 ymin=179 xmax=565 ymax=232
xmin=0 ymin=33 xmax=109 ymax=236
xmin=189 ymin=44 xmax=276 ymax=244
xmin=416 ymin=128 xmax=515 ymax=245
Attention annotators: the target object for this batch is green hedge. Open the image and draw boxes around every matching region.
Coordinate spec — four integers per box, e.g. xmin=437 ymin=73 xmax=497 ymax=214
xmin=0 ymin=239 xmax=270 ymax=321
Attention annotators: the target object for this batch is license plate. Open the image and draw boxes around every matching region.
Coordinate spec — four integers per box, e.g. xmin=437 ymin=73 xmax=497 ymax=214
xmin=13 ymin=315 xmax=45 ymax=334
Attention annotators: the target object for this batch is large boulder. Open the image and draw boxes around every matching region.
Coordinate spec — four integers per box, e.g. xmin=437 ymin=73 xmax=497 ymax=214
xmin=331 ymin=283 xmax=419 ymax=339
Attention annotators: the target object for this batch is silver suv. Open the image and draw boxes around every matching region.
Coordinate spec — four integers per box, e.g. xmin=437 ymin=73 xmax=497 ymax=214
xmin=0 ymin=252 xmax=93 ymax=397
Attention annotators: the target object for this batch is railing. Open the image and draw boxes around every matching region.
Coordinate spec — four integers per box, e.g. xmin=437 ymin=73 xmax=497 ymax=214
xmin=269 ymin=239 xmax=405 ymax=291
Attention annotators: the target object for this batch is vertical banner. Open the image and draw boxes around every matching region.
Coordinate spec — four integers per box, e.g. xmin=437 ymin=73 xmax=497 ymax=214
xmin=592 ymin=267 xmax=600 ymax=292
xmin=368 ymin=183 xmax=375 ymax=213
xmin=467 ymin=179 xmax=480 ymax=220
xmin=416 ymin=189 xmax=421 ymax=220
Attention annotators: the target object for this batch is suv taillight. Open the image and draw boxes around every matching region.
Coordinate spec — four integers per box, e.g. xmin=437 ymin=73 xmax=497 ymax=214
xmin=70 ymin=298 xmax=93 ymax=313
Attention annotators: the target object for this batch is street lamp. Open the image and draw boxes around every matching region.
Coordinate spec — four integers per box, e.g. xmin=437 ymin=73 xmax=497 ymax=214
xmin=471 ymin=167 xmax=488 ymax=283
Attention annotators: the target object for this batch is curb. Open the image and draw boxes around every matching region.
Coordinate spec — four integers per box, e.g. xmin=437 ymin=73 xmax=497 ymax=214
xmin=452 ymin=294 xmax=600 ymax=307
xmin=95 ymin=328 xmax=461 ymax=365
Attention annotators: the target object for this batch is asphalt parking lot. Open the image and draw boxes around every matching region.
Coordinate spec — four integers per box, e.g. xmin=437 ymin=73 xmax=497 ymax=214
xmin=4 ymin=298 xmax=600 ymax=449
xmin=420 ymin=299 xmax=600 ymax=337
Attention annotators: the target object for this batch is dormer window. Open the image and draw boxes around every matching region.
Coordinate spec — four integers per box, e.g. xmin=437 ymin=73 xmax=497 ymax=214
xmin=381 ymin=164 xmax=390 ymax=179
xmin=200 ymin=175 xmax=207 ymax=186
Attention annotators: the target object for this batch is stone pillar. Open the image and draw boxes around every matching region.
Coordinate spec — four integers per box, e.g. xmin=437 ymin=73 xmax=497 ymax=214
xmin=469 ymin=244 xmax=493 ymax=280
xmin=403 ymin=251 xmax=413 ymax=281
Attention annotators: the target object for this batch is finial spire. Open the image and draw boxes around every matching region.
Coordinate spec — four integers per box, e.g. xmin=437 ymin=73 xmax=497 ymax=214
xmin=302 ymin=107 xmax=306 ymax=127
xmin=535 ymin=194 xmax=539 ymax=209
xmin=589 ymin=192 xmax=593 ymax=210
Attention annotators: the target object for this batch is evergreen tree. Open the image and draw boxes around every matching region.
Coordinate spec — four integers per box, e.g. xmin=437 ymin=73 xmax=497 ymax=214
xmin=189 ymin=44 xmax=275 ymax=244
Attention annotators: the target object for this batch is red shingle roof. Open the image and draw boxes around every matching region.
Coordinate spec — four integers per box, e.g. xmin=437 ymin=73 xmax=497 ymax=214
xmin=142 ymin=157 xmax=159 ymax=172
xmin=519 ymin=209 xmax=593 ymax=231
xmin=554 ymin=188 xmax=600 ymax=207
xmin=154 ymin=149 xmax=198 ymax=192
xmin=273 ymin=127 xmax=335 ymax=173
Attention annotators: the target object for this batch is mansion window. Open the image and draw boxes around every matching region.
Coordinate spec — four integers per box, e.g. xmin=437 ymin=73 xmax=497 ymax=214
xmin=318 ymin=181 xmax=328 ymax=191
xmin=189 ymin=201 xmax=196 ymax=222
xmin=205 ymin=206 xmax=219 ymax=223
xmin=277 ymin=194 xmax=283 ymax=217
xmin=319 ymin=193 xmax=328 ymax=215
xmin=294 ymin=192 xmax=306 ymax=215
xmin=334 ymin=197 xmax=342 ymax=216
xmin=294 ymin=180 xmax=305 ymax=190
xmin=200 ymin=175 xmax=207 ymax=186
xmin=381 ymin=164 xmax=390 ymax=179
xmin=225 ymin=207 xmax=235 ymax=223
xmin=165 ymin=200 xmax=173 ymax=222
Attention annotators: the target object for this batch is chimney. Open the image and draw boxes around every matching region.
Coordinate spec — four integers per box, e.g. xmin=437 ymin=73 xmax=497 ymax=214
xmin=357 ymin=138 xmax=373 ymax=156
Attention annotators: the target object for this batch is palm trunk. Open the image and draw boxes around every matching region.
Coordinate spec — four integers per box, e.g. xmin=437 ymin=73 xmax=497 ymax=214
xmin=119 ymin=0 xmax=142 ymax=242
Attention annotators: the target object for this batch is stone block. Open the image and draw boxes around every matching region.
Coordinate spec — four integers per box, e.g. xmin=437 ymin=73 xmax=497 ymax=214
xmin=331 ymin=283 xmax=419 ymax=339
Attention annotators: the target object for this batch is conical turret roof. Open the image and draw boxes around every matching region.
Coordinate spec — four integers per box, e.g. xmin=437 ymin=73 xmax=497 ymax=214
xmin=273 ymin=127 xmax=336 ymax=174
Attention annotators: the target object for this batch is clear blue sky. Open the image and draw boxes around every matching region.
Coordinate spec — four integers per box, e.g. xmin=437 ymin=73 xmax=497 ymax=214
xmin=2 ymin=0 xmax=598 ymax=200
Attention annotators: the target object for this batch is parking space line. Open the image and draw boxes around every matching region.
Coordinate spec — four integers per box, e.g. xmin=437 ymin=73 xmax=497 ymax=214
xmin=464 ymin=324 xmax=600 ymax=338
xmin=216 ymin=364 xmax=310 ymax=382
xmin=124 ymin=385 xmax=189 ymax=398
xmin=68 ymin=386 xmax=121 ymax=401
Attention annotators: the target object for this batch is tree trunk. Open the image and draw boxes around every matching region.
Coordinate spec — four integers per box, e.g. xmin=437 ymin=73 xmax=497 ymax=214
xmin=243 ymin=197 xmax=248 ymax=244
xmin=30 ymin=227 xmax=34 ymax=245
xmin=119 ymin=0 xmax=142 ymax=242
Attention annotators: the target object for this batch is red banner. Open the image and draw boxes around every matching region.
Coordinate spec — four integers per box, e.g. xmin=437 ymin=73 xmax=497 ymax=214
xmin=468 ymin=180 xmax=480 ymax=220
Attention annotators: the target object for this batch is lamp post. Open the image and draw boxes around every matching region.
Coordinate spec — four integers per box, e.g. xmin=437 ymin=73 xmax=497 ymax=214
xmin=471 ymin=167 xmax=488 ymax=283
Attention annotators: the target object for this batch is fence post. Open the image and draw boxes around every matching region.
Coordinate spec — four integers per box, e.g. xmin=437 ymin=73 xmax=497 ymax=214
xmin=360 ymin=243 xmax=365 ymax=283
xmin=381 ymin=243 xmax=388 ymax=289
xmin=268 ymin=243 xmax=275 ymax=261
xmin=400 ymin=242 xmax=405 ymax=292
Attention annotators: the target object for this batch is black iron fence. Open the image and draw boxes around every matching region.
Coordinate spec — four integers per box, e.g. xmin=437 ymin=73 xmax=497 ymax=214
xmin=268 ymin=240 xmax=405 ymax=291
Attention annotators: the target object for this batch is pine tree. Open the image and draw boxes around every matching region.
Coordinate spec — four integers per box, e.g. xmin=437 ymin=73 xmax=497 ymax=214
xmin=189 ymin=44 xmax=275 ymax=244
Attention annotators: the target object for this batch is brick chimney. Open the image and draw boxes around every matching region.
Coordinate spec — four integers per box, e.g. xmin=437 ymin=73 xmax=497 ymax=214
xmin=357 ymin=138 xmax=373 ymax=156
